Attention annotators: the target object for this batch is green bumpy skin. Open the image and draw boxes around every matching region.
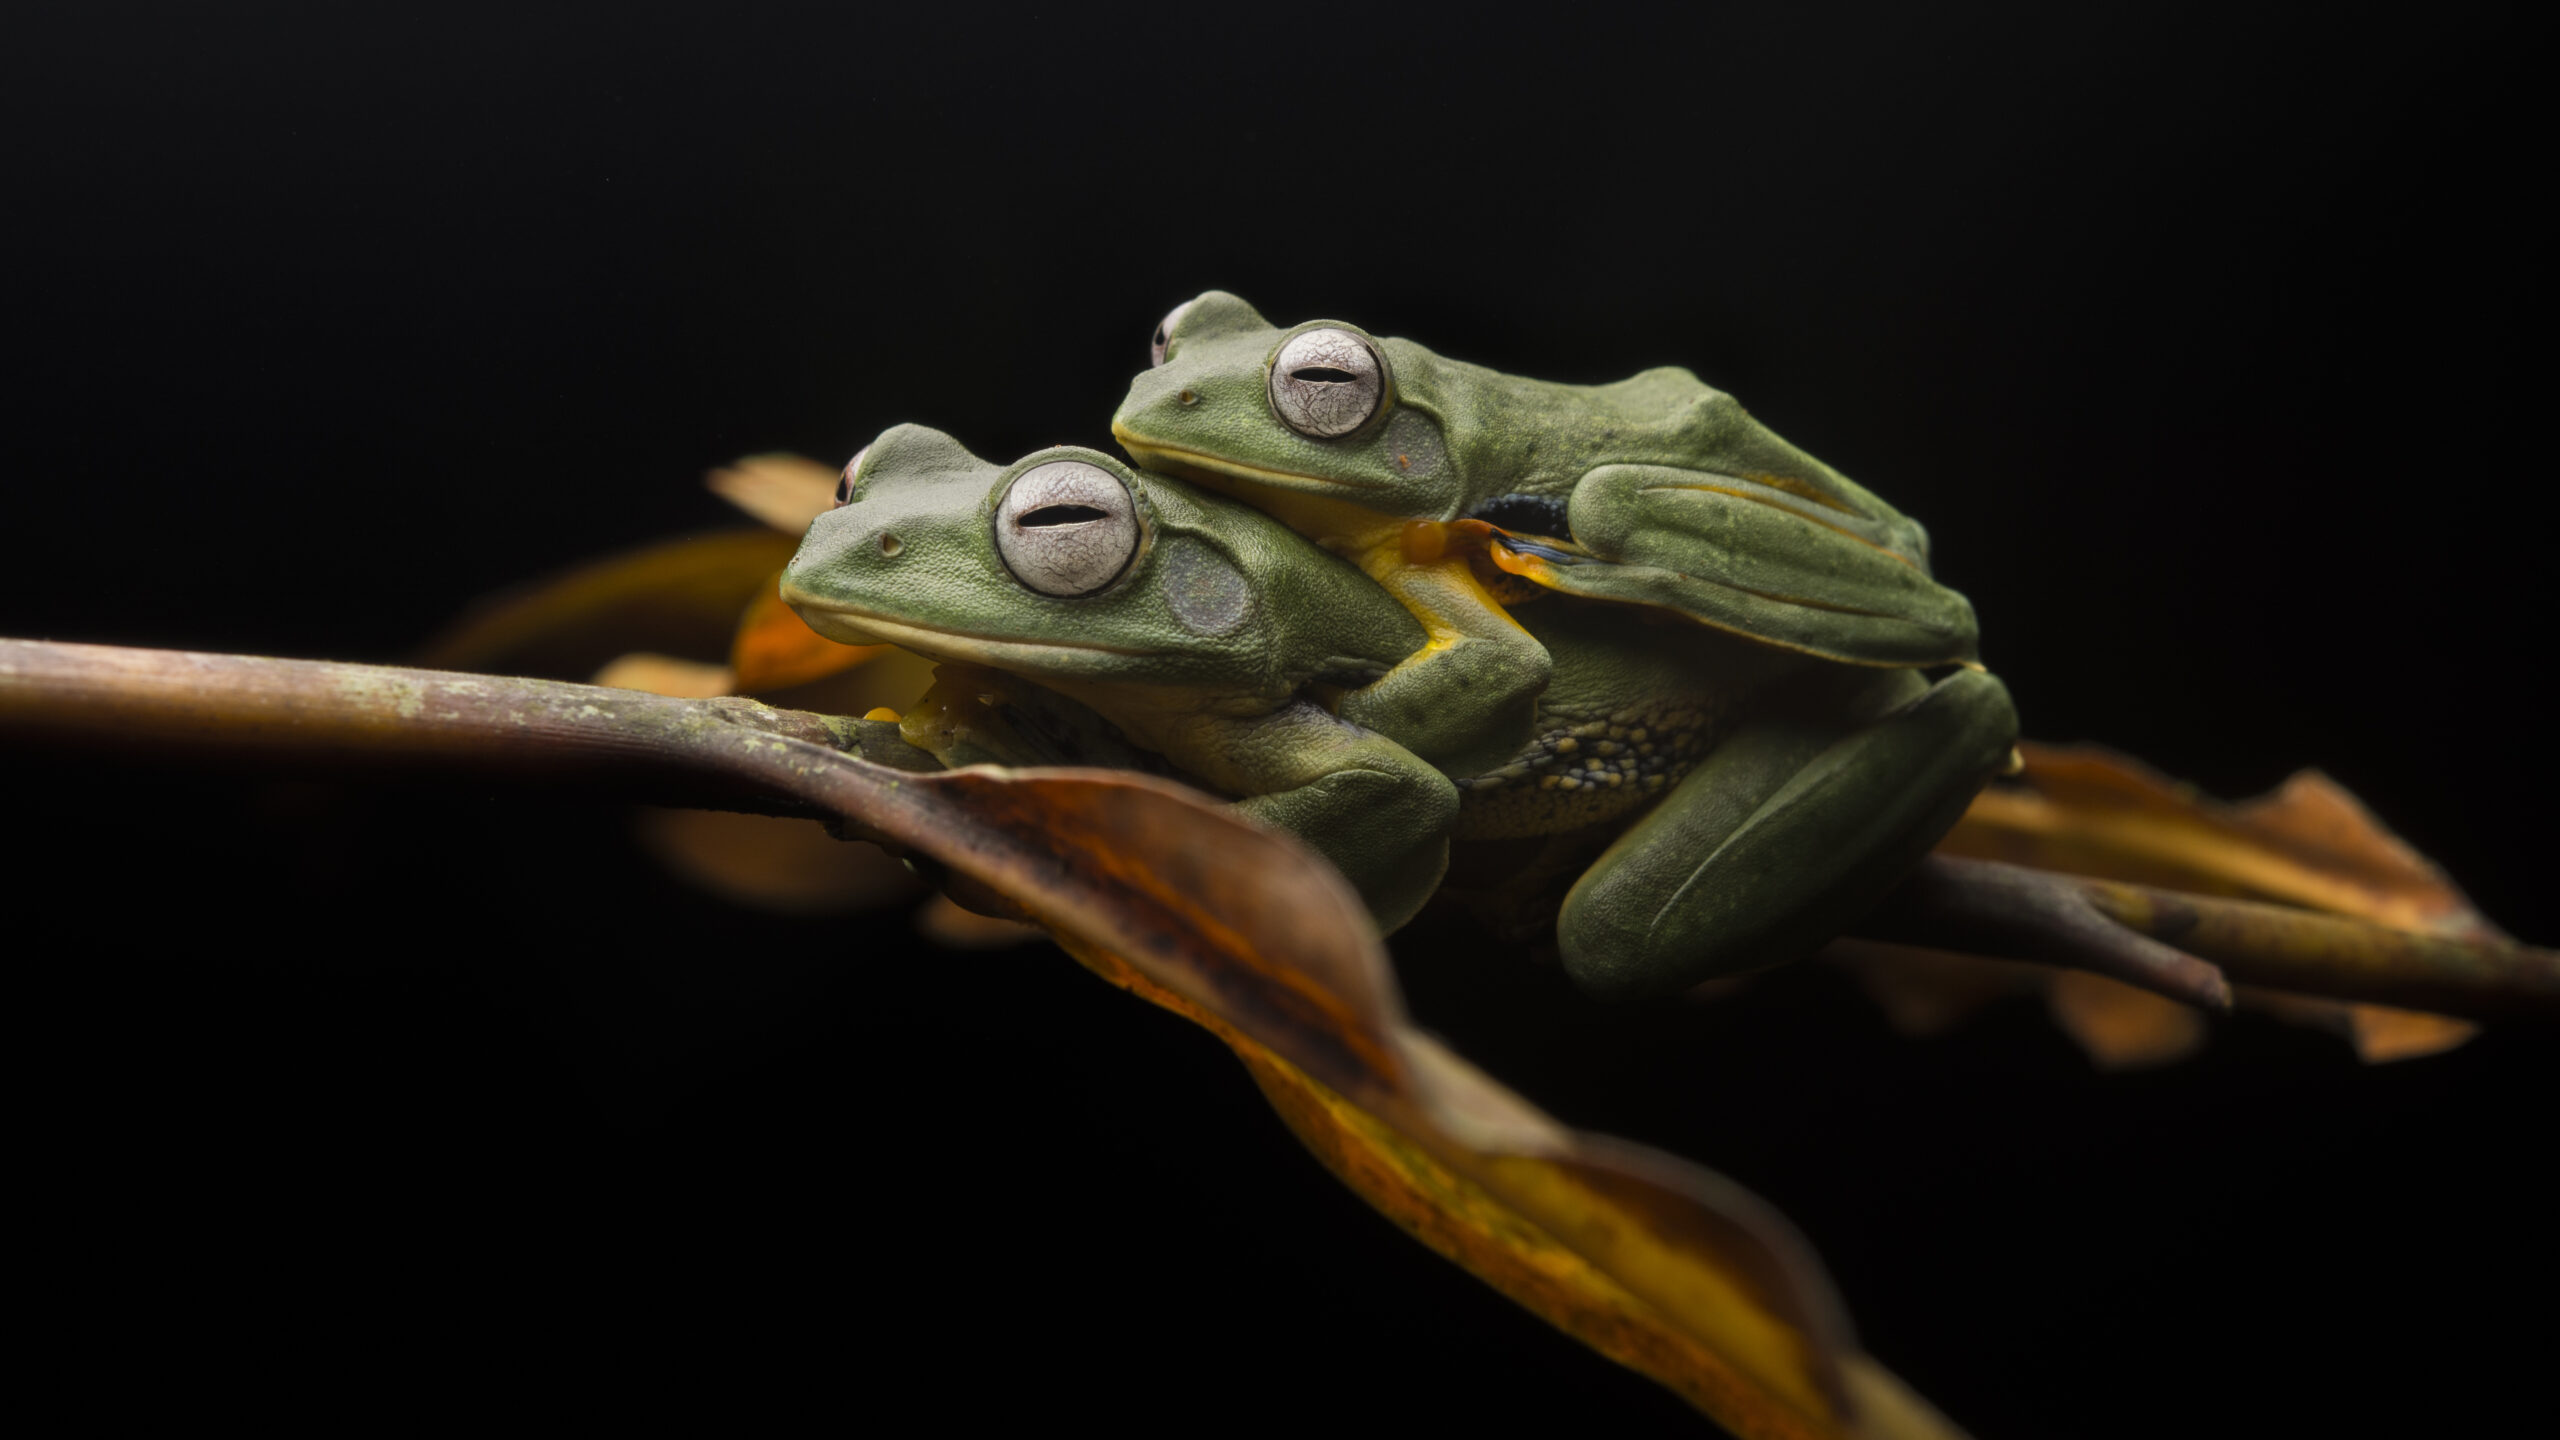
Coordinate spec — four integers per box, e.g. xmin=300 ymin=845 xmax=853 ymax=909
xmin=1114 ymin=291 xmax=1980 ymax=670
xmin=785 ymin=427 xmax=2019 ymax=1000
xmin=782 ymin=424 xmax=1459 ymax=930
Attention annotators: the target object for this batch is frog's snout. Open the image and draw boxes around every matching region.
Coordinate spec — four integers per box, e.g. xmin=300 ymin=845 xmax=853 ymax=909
xmin=779 ymin=512 xmax=910 ymax=612
xmin=1112 ymin=364 xmax=1204 ymax=437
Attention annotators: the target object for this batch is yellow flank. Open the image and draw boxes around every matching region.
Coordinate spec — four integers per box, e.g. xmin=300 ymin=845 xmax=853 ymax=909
xmin=1260 ymin=513 xmax=1536 ymax=662
xmin=1386 ymin=558 xmax=1535 ymax=657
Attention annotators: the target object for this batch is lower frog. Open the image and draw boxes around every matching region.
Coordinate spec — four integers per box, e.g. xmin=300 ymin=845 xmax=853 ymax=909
xmin=783 ymin=426 xmax=2020 ymax=998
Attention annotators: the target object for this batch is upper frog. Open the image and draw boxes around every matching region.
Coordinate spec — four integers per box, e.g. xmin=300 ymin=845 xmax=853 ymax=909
xmin=1113 ymin=291 xmax=1979 ymax=669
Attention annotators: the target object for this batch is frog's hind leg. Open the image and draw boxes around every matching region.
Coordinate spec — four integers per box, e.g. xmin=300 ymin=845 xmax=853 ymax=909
xmin=1555 ymin=666 xmax=2018 ymax=1000
xmin=1545 ymin=464 xmax=1981 ymax=667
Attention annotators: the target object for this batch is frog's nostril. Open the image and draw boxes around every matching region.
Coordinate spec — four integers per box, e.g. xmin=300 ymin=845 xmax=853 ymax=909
xmin=878 ymin=533 xmax=904 ymax=557
xmin=1177 ymin=388 xmax=1199 ymax=407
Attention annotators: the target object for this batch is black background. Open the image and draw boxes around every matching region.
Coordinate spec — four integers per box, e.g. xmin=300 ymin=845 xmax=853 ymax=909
xmin=6 ymin=4 xmax=2550 ymax=1434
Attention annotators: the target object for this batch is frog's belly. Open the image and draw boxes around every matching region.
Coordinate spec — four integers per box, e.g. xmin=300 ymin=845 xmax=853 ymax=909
xmin=1450 ymin=699 xmax=1717 ymax=840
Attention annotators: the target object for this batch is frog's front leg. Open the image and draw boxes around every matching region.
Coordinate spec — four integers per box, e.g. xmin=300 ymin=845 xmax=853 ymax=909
xmin=1179 ymin=700 xmax=1461 ymax=934
xmin=1556 ymin=666 xmax=2018 ymax=999
xmin=1335 ymin=551 xmax=1552 ymax=778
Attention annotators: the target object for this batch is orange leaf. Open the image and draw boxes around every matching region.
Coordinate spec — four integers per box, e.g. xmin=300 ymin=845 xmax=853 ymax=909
xmin=704 ymin=453 xmax=840 ymax=534
xmin=1946 ymin=742 xmax=2495 ymax=935
xmin=590 ymin=652 xmax=736 ymax=698
xmin=415 ymin=528 xmax=800 ymax=680
xmin=728 ymin=572 xmax=884 ymax=693
xmin=629 ymin=806 xmax=924 ymax=915
xmin=1939 ymin=742 xmax=2487 ymax=1060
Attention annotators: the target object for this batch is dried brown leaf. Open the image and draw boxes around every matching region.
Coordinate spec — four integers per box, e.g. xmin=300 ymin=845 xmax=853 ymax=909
xmin=414 ymin=529 xmax=800 ymax=679
xmin=1938 ymin=743 xmax=2492 ymax=1061
xmin=2043 ymin=970 xmax=2210 ymax=1071
xmin=728 ymin=575 xmax=883 ymax=693
xmin=591 ymin=652 xmax=736 ymax=698
xmin=1822 ymin=940 xmax=2036 ymax=1038
xmin=1948 ymin=743 xmax=2494 ymax=934
xmin=704 ymin=453 xmax=840 ymax=534
xmin=631 ymin=807 xmax=924 ymax=915
xmin=910 ymin=892 xmax=1048 ymax=949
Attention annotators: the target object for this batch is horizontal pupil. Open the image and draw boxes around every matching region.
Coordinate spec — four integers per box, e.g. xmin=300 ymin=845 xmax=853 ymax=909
xmin=1292 ymin=367 xmax=1360 ymax=383
xmin=1020 ymin=504 xmax=1109 ymax=527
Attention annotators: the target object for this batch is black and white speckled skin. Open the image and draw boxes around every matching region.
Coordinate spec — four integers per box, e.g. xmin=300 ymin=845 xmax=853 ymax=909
xmin=1442 ymin=595 xmax=1802 ymax=843
xmin=1453 ymin=700 xmax=1718 ymax=838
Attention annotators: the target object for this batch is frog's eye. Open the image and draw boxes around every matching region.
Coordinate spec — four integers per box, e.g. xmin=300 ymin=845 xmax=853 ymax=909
xmin=1267 ymin=328 xmax=1387 ymax=439
xmin=833 ymin=446 xmax=868 ymax=508
xmin=1148 ymin=301 xmax=1193 ymax=368
xmin=995 ymin=460 xmax=1141 ymax=597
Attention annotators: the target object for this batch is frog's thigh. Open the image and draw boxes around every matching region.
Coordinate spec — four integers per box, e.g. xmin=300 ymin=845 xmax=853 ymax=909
xmin=1555 ymin=668 xmax=2018 ymax=999
xmin=1340 ymin=561 xmax=1552 ymax=777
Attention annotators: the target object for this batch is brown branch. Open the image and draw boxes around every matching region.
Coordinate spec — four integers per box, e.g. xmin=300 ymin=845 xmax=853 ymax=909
xmin=1866 ymin=855 xmax=2559 ymax=1024
xmin=0 ymin=636 xmax=855 ymax=817
xmin=1858 ymin=855 xmax=2238 ymax=1012
xmin=2075 ymin=872 xmax=2560 ymax=1022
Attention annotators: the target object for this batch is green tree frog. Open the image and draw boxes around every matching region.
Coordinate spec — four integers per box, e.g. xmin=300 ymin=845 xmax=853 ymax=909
xmin=783 ymin=427 xmax=2018 ymax=998
xmin=1115 ymin=293 xmax=1983 ymax=778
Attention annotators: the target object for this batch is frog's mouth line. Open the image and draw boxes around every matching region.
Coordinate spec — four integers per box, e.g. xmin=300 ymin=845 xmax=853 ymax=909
xmin=1111 ymin=427 xmax=1386 ymax=493
xmin=780 ymin=593 xmax=1167 ymax=663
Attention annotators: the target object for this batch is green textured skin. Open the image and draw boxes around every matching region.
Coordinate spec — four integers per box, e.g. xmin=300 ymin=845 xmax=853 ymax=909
xmin=1554 ymin=665 xmax=2018 ymax=999
xmin=782 ymin=425 xmax=1457 ymax=929
xmin=788 ymin=425 xmax=1423 ymax=694
xmin=786 ymin=426 xmax=2019 ymax=992
xmin=1115 ymin=291 xmax=1981 ymax=667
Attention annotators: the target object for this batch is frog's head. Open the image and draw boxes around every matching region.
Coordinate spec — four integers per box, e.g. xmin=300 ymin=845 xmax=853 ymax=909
xmin=1111 ymin=292 xmax=1460 ymax=521
xmin=781 ymin=425 xmax=1419 ymax=692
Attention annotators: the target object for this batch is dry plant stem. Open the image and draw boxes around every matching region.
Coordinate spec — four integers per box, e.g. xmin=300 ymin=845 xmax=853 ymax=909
xmin=1861 ymin=856 xmax=2237 ymax=1012
xmin=1874 ymin=856 xmax=2560 ymax=1024
xmin=2073 ymin=876 xmax=2560 ymax=1022
xmin=0 ymin=638 xmax=853 ymax=818
xmin=6 ymin=639 xmax=2554 ymax=1025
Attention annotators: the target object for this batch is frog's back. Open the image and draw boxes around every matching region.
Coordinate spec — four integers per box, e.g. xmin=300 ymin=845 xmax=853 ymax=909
xmin=1388 ymin=345 xmax=1730 ymax=498
xmin=1395 ymin=345 xmax=1927 ymax=555
xmin=1391 ymin=338 xmax=1975 ymax=668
